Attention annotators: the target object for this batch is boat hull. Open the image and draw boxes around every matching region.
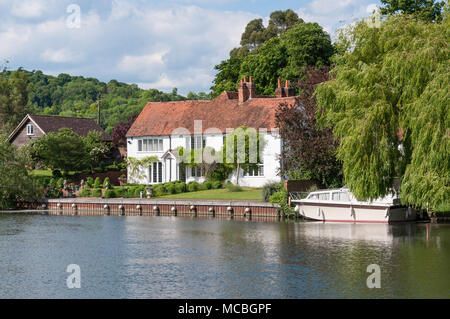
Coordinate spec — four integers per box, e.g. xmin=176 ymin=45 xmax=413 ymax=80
xmin=296 ymin=203 xmax=416 ymax=223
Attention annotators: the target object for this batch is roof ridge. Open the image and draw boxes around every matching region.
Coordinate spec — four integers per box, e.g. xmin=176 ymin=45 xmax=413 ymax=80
xmin=30 ymin=114 xmax=97 ymax=120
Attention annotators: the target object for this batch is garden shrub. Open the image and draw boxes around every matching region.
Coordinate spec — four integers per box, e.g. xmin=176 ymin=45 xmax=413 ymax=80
xmin=212 ymin=181 xmax=222 ymax=189
xmin=86 ymin=177 xmax=94 ymax=188
xmin=103 ymin=177 xmax=111 ymax=189
xmin=262 ymin=182 xmax=283 ymax=202
xmin=175 ymin=182 xmax=186 ymax=193
xmin=94 ymin=177 xmax=102 ymax=189
xmin=269 ymin=189 xmax=294 ymax=217
xmin=203 ymin=181 xmax=212 ymax=190
xmin=166 ymin=183 xmax=177 ymax=194
xmin=91 ymin=188 xmax=102 ymax=197
xmin=187 ymin=181 xmax=199 ymax=192
xmin=104 ymin=189 xmax=115 ymax=199
xmin=56 ymin=178 xmax=64 ymax=189
xmin=79 ymin=188 xmax=90 ymax=197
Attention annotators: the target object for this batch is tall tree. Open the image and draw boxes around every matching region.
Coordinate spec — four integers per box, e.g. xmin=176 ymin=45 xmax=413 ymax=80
xmin=276 ymin=67 xmax=342 ymax=188
xmin=315 ymin=15 xmax=449 ymax=210
xmin=0 ymin=69 xmax=29 ymax=133
xmin=380 ymin=0 xmax=445 ymax=22
xmin=212 ymin=21 xmax=333 ymax=97
xmin=0 ymin=135 xmax=41 ymax=209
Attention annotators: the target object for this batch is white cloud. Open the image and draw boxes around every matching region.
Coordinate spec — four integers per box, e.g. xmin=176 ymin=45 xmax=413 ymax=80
xmin=41 ymin=48 xmax=83 ymax=63
xmin=11 ymin=0 xmax=45 ymax=18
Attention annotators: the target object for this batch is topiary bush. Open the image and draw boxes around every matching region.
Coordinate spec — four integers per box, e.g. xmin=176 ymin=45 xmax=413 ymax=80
xmin=94 ymin=177 xmax=102 ymax=189
xmin=175 ymin=182 xmax=187 ymax=193
xmin=104 ymin=189 xmax=115 ymax=198
xmin=166 ymin=183 xmax=177 ymax=194
xmin=79 ymin=188 xmax=90 ymax=197
xmin=91 ymin=188 xmax=102 ymax=197
xmin=103 ymin=177 xmax=111 ymax=189
xmin=86 ymin=177 xmax=94 ymax=188
xmin=56 ymin=178 xmax=64 ymax=189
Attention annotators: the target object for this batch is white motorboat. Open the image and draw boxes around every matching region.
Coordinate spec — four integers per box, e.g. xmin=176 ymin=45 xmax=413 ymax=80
xmin=292 ymin=188 xmax=417 ymax=223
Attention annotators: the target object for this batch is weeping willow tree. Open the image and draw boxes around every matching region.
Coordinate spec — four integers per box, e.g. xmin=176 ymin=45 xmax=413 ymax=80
xmin=315 ymin=13 xmax=449 ymax=211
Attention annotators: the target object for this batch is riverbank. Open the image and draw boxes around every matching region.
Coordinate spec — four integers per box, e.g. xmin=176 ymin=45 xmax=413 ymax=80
xmin=20 ymin=197 xmax=281 ymax=218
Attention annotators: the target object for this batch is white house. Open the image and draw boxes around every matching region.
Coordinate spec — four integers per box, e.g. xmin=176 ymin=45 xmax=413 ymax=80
xmin=126 ymin=77 xmax=297 ymax=187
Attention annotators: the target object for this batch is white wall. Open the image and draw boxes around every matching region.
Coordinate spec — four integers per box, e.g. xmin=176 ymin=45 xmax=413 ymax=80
xmin=127 ymin=132 xmax=282 ymax=187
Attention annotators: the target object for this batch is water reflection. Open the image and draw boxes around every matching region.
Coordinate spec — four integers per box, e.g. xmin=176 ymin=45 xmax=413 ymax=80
xmin=0 ymin=214 xmax=448 ymax=299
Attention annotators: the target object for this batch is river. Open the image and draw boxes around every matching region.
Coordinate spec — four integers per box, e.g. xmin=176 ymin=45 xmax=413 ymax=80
xmin=0 ymin=214 xmax=448 ymax=299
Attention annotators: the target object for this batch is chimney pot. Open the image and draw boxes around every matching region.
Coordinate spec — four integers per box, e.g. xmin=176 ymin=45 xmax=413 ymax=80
xmin=243 ymin=76 xmax=247 ymax=82
xmin=249 ymin=76 xmax=253 ymax=83
xmin=277 ymin=78 xmax=281 ymax=88
xmin=285 ymin=80 xmax=289 ymax=88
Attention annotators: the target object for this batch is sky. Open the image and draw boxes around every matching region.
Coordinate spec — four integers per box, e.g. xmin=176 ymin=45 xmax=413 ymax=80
xmin=0 ymin=0 xmax=381 ymax=95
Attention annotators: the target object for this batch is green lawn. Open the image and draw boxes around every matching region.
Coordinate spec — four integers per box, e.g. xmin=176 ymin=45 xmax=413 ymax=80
xmin=159 ymin=187 xmax=263 ymax=201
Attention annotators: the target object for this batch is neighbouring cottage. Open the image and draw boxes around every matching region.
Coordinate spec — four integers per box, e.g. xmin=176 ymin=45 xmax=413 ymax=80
xmin=126 ymin=77 xmax=298 ymax=187
xmin=7 ymin=114 xmax=110 ymax=147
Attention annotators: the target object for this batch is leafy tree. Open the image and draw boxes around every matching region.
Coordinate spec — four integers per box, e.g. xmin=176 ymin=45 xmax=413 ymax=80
xmin=112 ymin=114 xmax=138 ymax=147
xmin=32 ymin=128 xmax=89 ymax=173
xmin=276 ymin=67 xmax=342 ymax=188
xmin=0 ymin=135 xmax=41 ymax=209
xmin=212 ymin=21 xmax=333 ymax=97
xmin=126 ymin=156 xmax=158 ymax=182
xmin=380 ymin=0 xmax=445 ymax=22
xmin=83 ymin=130 xmax=110 ymax=172
xmin=315 ymin=15 xmax=449 ymax=210
xmin=0 ymin=69 xmax=29 ymax=133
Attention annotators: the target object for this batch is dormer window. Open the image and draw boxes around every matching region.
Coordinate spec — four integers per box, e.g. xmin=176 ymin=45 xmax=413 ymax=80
xmin=26 ymin=124 xmax=34 ymax=136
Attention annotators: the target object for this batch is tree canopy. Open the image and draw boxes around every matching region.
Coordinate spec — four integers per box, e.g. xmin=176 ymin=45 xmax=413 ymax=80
xmin=0 ymin=69 xmax=210 ymax=135
xmin=32 ymin=128 xmax=110 ymax=173
xmin=315 ymin=14 xmax=449 ymax=210
xmin=380 ymin=0 xmax=446 ymax=22
xmin=212 ymin=18 xmax=333 ymax=97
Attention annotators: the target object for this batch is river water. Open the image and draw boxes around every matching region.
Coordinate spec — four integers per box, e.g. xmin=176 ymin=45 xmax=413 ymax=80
xmin=0 ymin=214 xmax=448 ymax=299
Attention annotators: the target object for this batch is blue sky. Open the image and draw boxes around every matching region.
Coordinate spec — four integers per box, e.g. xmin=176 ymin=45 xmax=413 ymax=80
xmin=0 ymin=0 xmax=381 ymax=94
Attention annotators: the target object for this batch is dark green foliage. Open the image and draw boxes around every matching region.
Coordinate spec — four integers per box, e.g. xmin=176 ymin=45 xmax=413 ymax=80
xmin=269 ymin=189 xmax=294 ymax=216
xmin=175 ymin=182 xmax=187 ymax=193
xmin=203 ymin=181 xmax=212 ymax=190
xmin=212 ymin=181 xmax=223 ymax=189
xmin=52 ymin=170 xmax=62 ymax=178
xmin=0 ymin=69 xmax=30 ymax=133
xmin=2 ymin=70 xmax=210 ymax=135
xmin=262 ymin=182 xmax=283 ymax=202
xmin=211 ymin=15 xmax=333 ymax=98
xmin=166 ymin=183 xmax=177 ymax=194
xmin=187 ymin=181 xmax=199 ymax=192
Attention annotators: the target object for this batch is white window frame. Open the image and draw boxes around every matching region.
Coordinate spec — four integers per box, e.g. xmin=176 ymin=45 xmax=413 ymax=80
xmin=149 ymin=162 xmax=163 ymax=184
xmin=244 ymin=163 xmax=264 ymax=177
xmin=26 ymin=124 xmax=34 ymax=136
xmin=138 ymin=138 xmax=164 ymax=152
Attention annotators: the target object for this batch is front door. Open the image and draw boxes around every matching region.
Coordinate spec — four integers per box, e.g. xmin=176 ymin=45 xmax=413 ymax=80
xmin=178 ymin=164 xmax=186 ymax=183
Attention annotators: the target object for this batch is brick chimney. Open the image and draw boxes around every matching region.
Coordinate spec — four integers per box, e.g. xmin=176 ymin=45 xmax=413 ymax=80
xmin=275 ymin=79 xmax=295 ymax=98
xmin=238 ymin=76 xmax=256 ymax=103
xmin=275 ymin=78 xmax=284 ymax=98
xmin=284 ymin=80 xmax=295 ymax=97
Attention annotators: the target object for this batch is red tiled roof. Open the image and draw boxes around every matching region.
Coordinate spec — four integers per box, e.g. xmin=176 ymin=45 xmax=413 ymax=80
xmin=30 ymin=114 xmax=110 ymax=140
xmin=126 ymin=91 xmax=297 ymax=137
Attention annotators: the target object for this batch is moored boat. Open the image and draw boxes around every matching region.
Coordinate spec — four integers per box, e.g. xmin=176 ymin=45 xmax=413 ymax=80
xmin=292 ymin=188 xmax=417 ymax=223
